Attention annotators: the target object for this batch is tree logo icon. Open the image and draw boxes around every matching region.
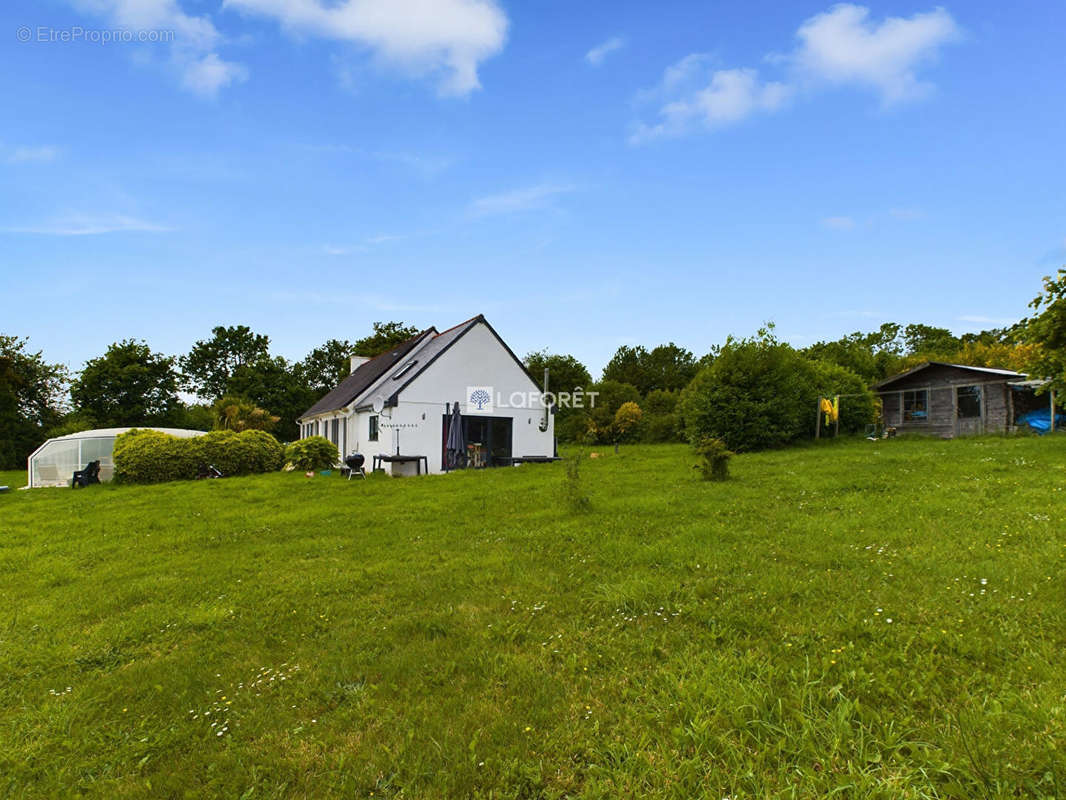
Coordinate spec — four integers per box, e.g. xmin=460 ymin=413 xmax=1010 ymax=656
xmin=467 ymin=386 xmax=494 ymax=413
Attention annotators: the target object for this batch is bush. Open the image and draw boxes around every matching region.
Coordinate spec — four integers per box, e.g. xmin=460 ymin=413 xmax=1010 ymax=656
xmin=808 ymin=361 xmax=878 ymax=436
xmin=679 ymin=328 xmax=875 ymax=452
xmin=581 ymin=380 xmax=642 ymax=444
xmin=284 ymin=436 xmax=338 ymax=471
xmin=694 ymin=436 xmax=733 ymax=481
xmin=113 ymin=428 xmax=285 ymax=483
xmin=641 ymin=389 xmax=683 ymax=443
xmin=113 ymin=429 xmax=200 ymax=484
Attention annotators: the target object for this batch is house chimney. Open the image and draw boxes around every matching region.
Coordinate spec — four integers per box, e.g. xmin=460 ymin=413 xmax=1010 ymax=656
xmin=350 ymin=354 xmax=371 ymax=374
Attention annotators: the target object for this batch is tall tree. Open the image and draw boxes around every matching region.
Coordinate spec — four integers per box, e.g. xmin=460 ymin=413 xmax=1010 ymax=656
xmin=602 ymin=343 xmax=697 ymax=395
xmin=71 ymin=340 xmax=180 ymax=427
xmin=0 ymin=335 xmax=68 ymax=468
xmin=1019 ymin=268 xmax=1066 ymax=392
xmin=181 ymin=325 xmax=271 ymax=399
xmin=524 ymin=350 xmax=594 ymax=442
xmin=902 ymin=324 xmax=961 ymax=357
xmin=296 ymin=338 xmax=354 ymax=395
xmin=523 ymin=351 xmax=592 ymax=394
xmin=225 ymin=357 xmax=317 ymax=442
xmin=353 ymin=321 xmax=420 ymax=358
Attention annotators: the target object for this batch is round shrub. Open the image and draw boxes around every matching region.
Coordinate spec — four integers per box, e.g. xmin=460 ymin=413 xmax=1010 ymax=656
xmin=679 ymin=330 xmax=875 ymax=451
xmin=284 ymin=436 xmax=338 ymax=471
xmin=113 ymin=429 xmax=200 ymax=483
xmin=237 ymin=429 xmax=286 ymax=473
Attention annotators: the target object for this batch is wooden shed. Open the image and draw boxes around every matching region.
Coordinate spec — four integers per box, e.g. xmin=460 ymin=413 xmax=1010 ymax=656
xmin=873 ymin=362 xmax=1028 ymax=437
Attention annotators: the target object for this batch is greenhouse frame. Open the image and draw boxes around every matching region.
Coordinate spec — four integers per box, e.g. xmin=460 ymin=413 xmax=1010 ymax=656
xmin=27 ymin=428 xmax=205 ymax=488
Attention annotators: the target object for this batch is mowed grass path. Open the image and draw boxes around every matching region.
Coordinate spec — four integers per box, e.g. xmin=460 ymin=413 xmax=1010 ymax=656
xmin=1 ymin=438 xmax=1065 ymax=798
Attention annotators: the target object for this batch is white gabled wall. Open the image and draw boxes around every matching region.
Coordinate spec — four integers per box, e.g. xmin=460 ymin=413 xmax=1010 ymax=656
xmin=368 ymin=321 xmax=554 ymax=475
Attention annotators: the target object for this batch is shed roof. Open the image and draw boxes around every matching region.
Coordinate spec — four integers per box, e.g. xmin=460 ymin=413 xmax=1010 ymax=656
xmin=872 ymin=361 xmax=1027 ymax=390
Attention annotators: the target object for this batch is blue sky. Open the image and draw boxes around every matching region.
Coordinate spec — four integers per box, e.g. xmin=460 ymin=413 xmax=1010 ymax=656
xmin=2 ymin=0 xmax=1064 ymax=377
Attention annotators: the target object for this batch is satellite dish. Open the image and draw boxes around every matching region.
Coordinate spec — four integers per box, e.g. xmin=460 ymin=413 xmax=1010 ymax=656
xmin=371 ymin=395 xmax=385 ymax=414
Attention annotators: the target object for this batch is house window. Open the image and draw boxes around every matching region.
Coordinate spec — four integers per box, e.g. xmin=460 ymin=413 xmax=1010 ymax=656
xmin=957 ymin=386 xmax=982 ymax=418
xmin=368 ymin=415 xmax=379 ymax=441
xmin=331 ymin=419 xmax=340 ymax=445
xmin=391 ymin=360 xmax=418 ymax=380
xmin=902 ymin=390 xmax=928 ymax=422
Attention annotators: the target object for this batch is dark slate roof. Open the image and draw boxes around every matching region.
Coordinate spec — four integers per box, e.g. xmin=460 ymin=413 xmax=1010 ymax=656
xmin=872 ymin=361 xmax=1026 ymax=390
xmin=299 ymin=329 xmax=435 ymax=418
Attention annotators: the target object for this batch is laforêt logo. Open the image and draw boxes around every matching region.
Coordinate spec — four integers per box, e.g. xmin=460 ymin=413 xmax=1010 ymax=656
xmin=467 ymin=386 xmax=494 ymax=413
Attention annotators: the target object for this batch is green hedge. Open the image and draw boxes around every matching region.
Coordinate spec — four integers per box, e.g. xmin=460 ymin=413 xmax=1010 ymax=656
xmin=284 ymin=436 xmax=338 ymax=471
xmin=113 ymin=428 xmax=285 ymax=483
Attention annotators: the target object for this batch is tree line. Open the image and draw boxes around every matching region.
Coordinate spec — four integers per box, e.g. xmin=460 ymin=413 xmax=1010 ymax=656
xmin=0 ymin=321 xmax=419 ymax=469
xmin=2 ymin=269 xmax=1063 ymax=467
xmin=526 ymin=271 xmax=1065 ymax=450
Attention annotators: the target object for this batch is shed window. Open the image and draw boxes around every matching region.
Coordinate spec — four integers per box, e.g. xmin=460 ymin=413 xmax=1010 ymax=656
xmin=902 ymin=390 xmax=928 ymax=422
xmin=368 ymin=415 xmax=379 ymax=441
xmin=957 ymin=386 xmax=982 ymax=418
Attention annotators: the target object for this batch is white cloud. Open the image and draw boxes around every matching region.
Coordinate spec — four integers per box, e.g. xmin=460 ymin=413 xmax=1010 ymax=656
xmin=223 ymin=0 xmax=509 ymax=95
xmin=8 ymin=146 xmax=60 ymax=163
xmin=632 ymin=67 xmax=790 ymax=142
xmin=3 ymin=214 xmax=173 ymax=236
xmin=821 ymin=216 xmax=856 ymax=230
xmin=791 ymin=4 xmax=960 ymax=104
xmin=68 ymin=0 xmax=246 ymax=96
xmin=632 ymin=4 xmax=959 ymax=141
xmin=468 ymin=183 xmax=575 ymax=217
xmin=181 ymin=52 xmax=249 ymax=95
xmin=586 ymin=36 xmax=625 ymax=66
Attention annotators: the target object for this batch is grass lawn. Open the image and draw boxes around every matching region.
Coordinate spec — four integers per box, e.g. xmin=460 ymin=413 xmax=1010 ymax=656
xmin=1 ymin=436 xmax=1065 ymax=798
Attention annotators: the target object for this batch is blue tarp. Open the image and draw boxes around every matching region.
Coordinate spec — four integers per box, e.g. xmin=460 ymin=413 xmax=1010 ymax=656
xmin=1017 ymin=409 xmax=1066 ymax=433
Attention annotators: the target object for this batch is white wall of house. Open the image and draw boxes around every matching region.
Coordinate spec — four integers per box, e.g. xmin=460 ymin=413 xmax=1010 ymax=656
xmin=388 ymin=321 xmax=554 ymax=474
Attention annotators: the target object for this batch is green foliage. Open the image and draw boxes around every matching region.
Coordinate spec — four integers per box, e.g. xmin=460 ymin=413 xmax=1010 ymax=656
xmin=561 ymin=453 xmax=590 ymax=512
xmin=175 ymin=403 xmax=215 ymax=432
xmin=601 ymin=342 xmax=698 ymax=395
xmin=612 ymin=401 xmax=643 ymax=442
xmin=808 ymin=361 xmax=878 ymax=435
xmin=181 ymin=325 xmax=271 ymax=399
xmin=113 ymin=428 xmax=284 ymax=483
xmin=70 ymin=340 xmax=181 ymax=429
xmin=523 ymin=350 xmax=592 ymax=394
xmin=580 ymin=380 xmax=641 ymax=443
xmin=524 ymin=350 xmax=593 ymax=443
xmin=213 ymin=395 xmax=279 ymax=432
xmin=224 ymin=357 xmax=317 ymax=442
xmin=641 ymin=389 xmax=683 ymax=443
xmin=0 ymin=335 xmax=68 ymax=468
xmin=284 ymin=436 xmax=339 ymax=471
xmin=195 ymin=429 xmax=285 ymax=477
xmin=902 ymin=323 xmax=962 ymax=357
xmin=353 ymin=321 xmax=420 ymax=358
xmin=112 ymin=429 xmax=200 ymax=484
xmin=1019 ymin=268 xmax=1066 ymax=393
xmin=693 ymin=436 xmax=733 ymax=481
xmin=802 ymin=323 xmax=904 ymax=382
xmin=296 ymin=339 xmax=355 ymax=395
xmin=680 ymin=327 xmax=874 ymax=451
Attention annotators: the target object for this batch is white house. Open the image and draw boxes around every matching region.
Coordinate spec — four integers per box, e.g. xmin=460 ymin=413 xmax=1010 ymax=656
xmin=297 ymin=316 xmax=555 ymax=475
